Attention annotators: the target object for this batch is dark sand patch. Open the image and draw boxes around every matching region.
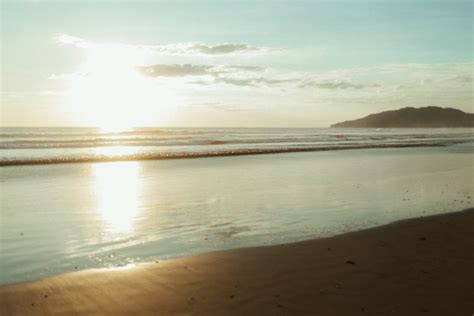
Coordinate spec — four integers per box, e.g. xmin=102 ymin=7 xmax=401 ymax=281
xmin=1 ymin=209 xmax=473 ymax=315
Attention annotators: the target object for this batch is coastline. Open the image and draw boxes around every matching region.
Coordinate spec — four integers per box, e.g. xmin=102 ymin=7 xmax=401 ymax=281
xmin=1 ymin=208 xmax=473 ymax=315
xmin=0 ymin=141 xmax=461 ymax=167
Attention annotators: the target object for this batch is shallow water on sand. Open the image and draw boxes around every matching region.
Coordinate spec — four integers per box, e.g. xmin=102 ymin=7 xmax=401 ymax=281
xmin=1 ymin=143 xmax=473 ymax=285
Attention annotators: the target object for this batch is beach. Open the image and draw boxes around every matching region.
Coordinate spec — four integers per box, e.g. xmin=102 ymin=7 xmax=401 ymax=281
xmin=2 ymin=142 xmax=473 ymax=286
xmin=1 ymin=128 xmax=473 ymax=315
xmin=3 ymin=0 xmax=474 ymax=313
xmin=1 ymin=208 xmax=473 ymax=315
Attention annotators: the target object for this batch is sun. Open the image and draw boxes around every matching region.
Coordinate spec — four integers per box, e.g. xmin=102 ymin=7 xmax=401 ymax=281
xmin=63 ymin=43 xmax=180 ymax=129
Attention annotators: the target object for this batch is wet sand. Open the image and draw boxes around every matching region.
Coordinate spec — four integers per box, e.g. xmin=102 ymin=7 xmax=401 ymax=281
xmin=1 ymin=209 xmax=473 ymax=316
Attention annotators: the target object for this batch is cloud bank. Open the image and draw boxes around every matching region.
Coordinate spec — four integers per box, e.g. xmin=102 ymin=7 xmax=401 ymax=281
xmin=52 ymin=34 xmax=473 ymax=115
xmin=299 ymin=80 xmax=381 ymax=90
xmin=135 ymin=62 xmax=378 ymax=90
xmin=55 ymin=34 xmax=278 ymax=56
xmin=137 ymin=64 xmax=265 ymax=78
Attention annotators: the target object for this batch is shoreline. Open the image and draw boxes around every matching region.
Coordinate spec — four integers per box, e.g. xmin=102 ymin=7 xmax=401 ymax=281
xmin=1 ymin=208 xmax=473 ymax=315
xmin=0 ymin=141 xmax=460 ymax=167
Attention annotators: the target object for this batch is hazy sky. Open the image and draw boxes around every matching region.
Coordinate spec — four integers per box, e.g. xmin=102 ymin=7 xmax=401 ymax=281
xmin=1 ymin=0 xmax=473 ymax=127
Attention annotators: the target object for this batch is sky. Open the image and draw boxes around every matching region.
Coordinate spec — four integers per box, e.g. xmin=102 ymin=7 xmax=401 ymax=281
xmin=1 ymin=0 xmax=473 ymax=128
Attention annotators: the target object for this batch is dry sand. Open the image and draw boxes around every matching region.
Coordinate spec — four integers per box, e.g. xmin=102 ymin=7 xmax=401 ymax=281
xmin=1 ymin=209 xmax=473 ymax=316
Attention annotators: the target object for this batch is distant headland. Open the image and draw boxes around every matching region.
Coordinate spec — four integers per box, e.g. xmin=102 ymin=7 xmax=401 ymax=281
xmin=331 ymin=106 xmax=474 ymax=128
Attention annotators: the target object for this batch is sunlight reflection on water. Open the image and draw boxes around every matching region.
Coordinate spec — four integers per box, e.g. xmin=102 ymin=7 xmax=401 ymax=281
xmin=93 ymin=161 xmax=142 ymax=233
xmin=95 ymin=146 xmax=140 ymax=157
xmin=1 ymin=145 xmax=473 ymax=286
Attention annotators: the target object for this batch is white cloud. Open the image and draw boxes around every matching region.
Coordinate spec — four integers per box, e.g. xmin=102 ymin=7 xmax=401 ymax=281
xmin=50 ymin=34 xmax=473 ymax=117
xmin=143 ymin=43 xmax=278 ymax=56
xmin=54 ymin=33 xmax=280 ymax=56
xmin=48 ymin=72 xmax=89 ymax=80
xmin=55 ymin=34 xmax=86 ymax=46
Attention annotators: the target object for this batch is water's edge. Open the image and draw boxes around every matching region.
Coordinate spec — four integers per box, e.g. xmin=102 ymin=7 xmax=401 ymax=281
xmin=0 ymin=141 xmax=455 ymax=166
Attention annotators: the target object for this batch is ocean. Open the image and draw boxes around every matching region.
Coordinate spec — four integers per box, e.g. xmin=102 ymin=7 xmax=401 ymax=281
xmin=1 ymin=127 xmax=473 ymax=285
xmin=1 ymin=127 xmax=473 ymax=165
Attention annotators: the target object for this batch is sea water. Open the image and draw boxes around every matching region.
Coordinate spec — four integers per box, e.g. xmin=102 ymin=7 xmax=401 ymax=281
xmin=0 ymin=128 xmax=473 ymax=285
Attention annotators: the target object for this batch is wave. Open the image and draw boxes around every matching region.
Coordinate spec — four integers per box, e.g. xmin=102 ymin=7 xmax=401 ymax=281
xmin=1 ymin=134 xmax=472 ymax=149
xmin=0 ymin=142 xmax=455 ymax=166
xmin=1 ymin=127 xmax=472 ymax=166
xmin=0 ymin=129 xmax=215 ymax=139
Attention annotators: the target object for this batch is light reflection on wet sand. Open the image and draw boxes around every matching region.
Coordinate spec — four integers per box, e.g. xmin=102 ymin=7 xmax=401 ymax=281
xmin=93 ymin=161 xmax=142 ymax=233
xmin=1 ymin=145 xmax=473 ymax=285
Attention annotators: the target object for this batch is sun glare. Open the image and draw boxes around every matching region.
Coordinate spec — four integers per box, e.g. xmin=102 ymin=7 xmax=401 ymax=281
xmin=64 ymin=43 xmax=180 ymax=129
xmin=93 ymin=161 xmax=143 ymax=233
